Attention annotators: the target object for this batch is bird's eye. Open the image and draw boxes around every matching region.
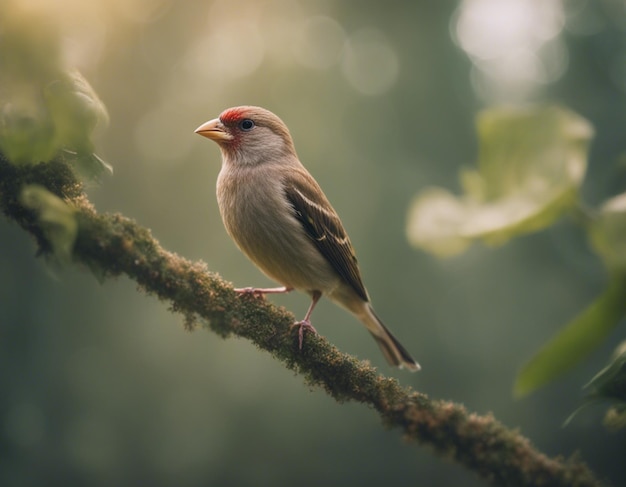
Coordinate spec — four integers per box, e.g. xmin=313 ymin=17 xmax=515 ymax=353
xmin=239 ymin=119 xmax=255 ymax=131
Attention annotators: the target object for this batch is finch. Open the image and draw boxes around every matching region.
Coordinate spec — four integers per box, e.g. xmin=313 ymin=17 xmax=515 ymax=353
xmin=195 ymin=106 xmax=419 ymax=371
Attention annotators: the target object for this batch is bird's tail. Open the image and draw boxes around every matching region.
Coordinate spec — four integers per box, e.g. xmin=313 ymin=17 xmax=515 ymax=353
xmin=360 ymin=305 xmax=420 ymax=372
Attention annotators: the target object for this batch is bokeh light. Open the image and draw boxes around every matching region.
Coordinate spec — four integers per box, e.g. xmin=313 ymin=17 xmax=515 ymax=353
xmin=292 ymin=16 xmax=346 ymax=70
xmin=184 ymin=20 xmax=266 ymax=81
xmin=340 ymin=28 xmax=400 ymax=96
xmin=452 ymin=0 xmax=567 ymax=101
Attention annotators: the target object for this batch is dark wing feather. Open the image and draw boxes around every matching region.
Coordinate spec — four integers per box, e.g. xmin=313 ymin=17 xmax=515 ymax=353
xmin=284 ymin=170 xmax=369 ymax=301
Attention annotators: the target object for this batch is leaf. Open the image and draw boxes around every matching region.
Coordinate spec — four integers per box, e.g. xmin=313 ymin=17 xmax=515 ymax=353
xmin=514 ymin=276 xmax=626 ymax=398
xmin=583 ymin=340 xmax=626 ymax=402
xmin=564 ymin=341 xmax=626 ymax=427
xmin=43 ymin=70 xmax=110 ymax=180
xmin=406 ymin=105 xmax=593 ymax=257
xmin=0 ymin=97 xmax=56 ymax=164
xmin=61 ymin=149 xmax=113 ymax=182
xmin=43 ymin=69 xmax=109 ymax=152
xmin=20 ymin=184 xmax=78 ymax=261
xmin=0 ymin=6 xmax=60 ymax=165
xmin=0 ymin=6 xmax=109 ymax=177
xmin=589 ymin=192 xmax=626 ymax=273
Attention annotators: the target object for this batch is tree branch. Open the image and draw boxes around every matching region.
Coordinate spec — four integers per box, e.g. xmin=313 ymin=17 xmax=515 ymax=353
xmin=0 ymin=153 xmax=604 ymax=487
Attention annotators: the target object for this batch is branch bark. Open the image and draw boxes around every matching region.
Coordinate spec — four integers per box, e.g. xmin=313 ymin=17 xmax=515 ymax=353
xmin=0 ymin=153 xmax=605 ymax=487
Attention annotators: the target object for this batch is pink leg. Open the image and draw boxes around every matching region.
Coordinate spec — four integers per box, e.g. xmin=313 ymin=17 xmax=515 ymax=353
xmin=235 ymin=286 xmax=293 ymax=295
xmin=291 ymin=291 xmax=321 ymax=349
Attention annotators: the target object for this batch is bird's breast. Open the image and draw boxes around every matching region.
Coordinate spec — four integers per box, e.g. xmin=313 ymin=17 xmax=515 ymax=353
xmin=216 ymin=165 xmax=339 ymax=293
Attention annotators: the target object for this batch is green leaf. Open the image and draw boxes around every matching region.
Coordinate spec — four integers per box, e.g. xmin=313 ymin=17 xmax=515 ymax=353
xmin=584 ymin=340 xmax=626 ymax=402
xmin=0 ymin=6 xmax=60 ymax=165
xmin=564 ymin=341 xmax=626 ymax=427
xmin=0 ymin=97 xmax=56 ymax=164
xmin=406 ymin=105 xmax=593 ymax=257
xmin=589 ymin=192 xmax=626 ymax=273
xmin=514 ymin=276 xmax=626 ymax=398
xmin=0 ymin=6 xmax=109 ymax=177
xmin=20 ymin=184 xmax=78 ymax=261
xmin=60 ymin=150 xmax=113 ymax=182
xmin=43 ymin=69 xmax=111 ymax=180
xmin=43 ymin=69 xmax=109 ymax=152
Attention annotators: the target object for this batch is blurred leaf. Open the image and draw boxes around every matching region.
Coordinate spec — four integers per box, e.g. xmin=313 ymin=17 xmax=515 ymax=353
xmin=589 ymin=192 xmax=626 ymax=273
xmin=407 ymin=105 xmax=593 ymax=257
xmin=0 ymin=5 xmax=109 ymax=176
xmin=0 ymin=97 xmax=56 ymax=164
xmin=44 ymin=69 xmax=109 ymax=149
xmin=584 ymin=340 xmax=626 ymax=401
xmin=20 ymin=184 xmax=77 ymax=261
xmin=43 ymin=70 xmax=111 ymax=179
xmin=60 ymin=150 xmax=113 ymax=182
xmin=564 ymin=341 xmax=626 ymax=427
xmin=0 ymin=4 xmax=60 ymax=164
xmin=514 ymin=276 xmax=626 ymax=398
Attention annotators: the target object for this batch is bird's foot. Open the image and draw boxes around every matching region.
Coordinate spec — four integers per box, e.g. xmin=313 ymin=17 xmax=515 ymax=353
xmin=291 ymin=319 xmax=318 ymax=350
xmin=235 ymin=286 xmax=292 ymax=296
xmin=235 ymin=287 xmax=263 ymax=296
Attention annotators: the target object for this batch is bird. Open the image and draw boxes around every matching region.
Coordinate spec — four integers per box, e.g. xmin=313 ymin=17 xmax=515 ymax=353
xmin=195 ymin=106 xmax=420 ymax=371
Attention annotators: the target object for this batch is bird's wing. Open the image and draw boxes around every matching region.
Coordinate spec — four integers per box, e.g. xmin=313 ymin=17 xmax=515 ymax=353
xmin=283 ymin=169 xmax=369 ymax=301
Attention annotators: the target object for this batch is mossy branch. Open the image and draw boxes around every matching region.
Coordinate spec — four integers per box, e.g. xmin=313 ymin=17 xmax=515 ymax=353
xmin=0 ymin=152 xmax=604 ymax=487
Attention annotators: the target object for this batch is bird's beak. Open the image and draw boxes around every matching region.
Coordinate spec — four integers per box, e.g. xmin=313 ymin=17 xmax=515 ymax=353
xmin=194 ymin=118 xmax=233 ymax=141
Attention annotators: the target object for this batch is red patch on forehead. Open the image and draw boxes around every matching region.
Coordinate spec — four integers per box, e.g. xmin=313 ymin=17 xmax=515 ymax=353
xmin=219 ymin=107 xmax=248 ymax=124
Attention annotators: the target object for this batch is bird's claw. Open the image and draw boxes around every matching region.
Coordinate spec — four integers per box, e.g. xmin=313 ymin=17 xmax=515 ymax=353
xmin=234 ymin=286 xmax=292 ymax=296
xmin=234 ymin=287 xmax=261 ymax=295
xmin=291 ymin=320 xmax=318 ymax=349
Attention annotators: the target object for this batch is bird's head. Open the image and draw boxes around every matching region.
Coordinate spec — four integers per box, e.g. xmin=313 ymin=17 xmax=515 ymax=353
xmin=195 ymin=106 xmax=297 ymax=166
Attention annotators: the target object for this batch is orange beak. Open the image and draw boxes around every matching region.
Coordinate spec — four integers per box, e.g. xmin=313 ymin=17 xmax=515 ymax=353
xmin=194 ymin=118 xmax=233 ymax=142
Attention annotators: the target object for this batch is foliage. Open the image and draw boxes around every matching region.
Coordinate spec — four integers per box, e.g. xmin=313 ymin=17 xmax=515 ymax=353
xmin=406 ymin=106 xmax=592 ymax=256
xmin=407 ymin=105 xmax=626 ymax=424
xmin=565 ymin=341 xmax=626 ymax=428
xmin=19 ymin=184 xmax=77 ymax=262
xmin=0 ymin=4 xmax=110 ymax=178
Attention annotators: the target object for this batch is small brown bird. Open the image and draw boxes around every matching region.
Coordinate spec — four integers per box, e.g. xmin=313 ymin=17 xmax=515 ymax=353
xmin=195 ymin=106 xmax=419 ymax=371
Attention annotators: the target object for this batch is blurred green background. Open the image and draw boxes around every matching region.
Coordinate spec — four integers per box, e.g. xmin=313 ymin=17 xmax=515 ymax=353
xmin=2 ymin=0 xmax=626 ymax=486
